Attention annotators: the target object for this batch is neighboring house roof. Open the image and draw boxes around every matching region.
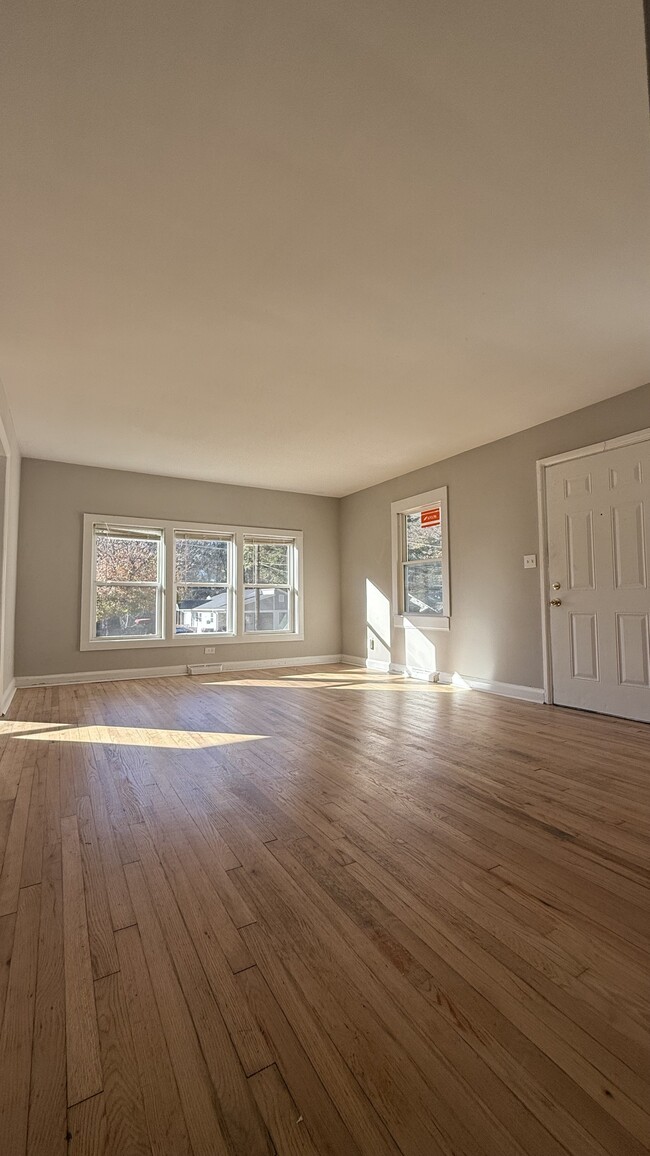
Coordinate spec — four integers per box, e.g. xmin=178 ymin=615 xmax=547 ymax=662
xmin=180 ymin=588 xmax=282 ymax=613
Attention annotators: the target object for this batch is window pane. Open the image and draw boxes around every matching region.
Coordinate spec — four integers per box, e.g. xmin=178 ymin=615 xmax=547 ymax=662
xmin=243 ymin=542 xmax=290 ymax=585
xmin=95 ymin=585 xmax=159 ymax=638
xmin=404 ymin=563 xmax=444 ymax=615
xmin=244 ymin=587 xmax=290 ymax=632
xmin=175 ymin=584 xmax=229 ymax=634
xmin=405 ymin=512 xmax=442 ymax=562
xmin=175 ymin=535 xmax=229 ymax=583
xmin=95 ymin=529 xmax=160 ymax=582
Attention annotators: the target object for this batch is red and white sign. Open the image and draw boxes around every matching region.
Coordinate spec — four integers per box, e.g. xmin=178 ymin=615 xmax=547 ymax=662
xmin=420 ymin=507 xmax=441 ymax=527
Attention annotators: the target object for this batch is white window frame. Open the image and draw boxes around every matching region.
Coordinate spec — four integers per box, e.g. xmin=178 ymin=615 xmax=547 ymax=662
xmin=173 ymin=529 xmax=235 ymax=638
xmin=80 ymin=513 xmax=304 ymax=651
xmin=391 ymin=486 xmax=450 ymax=631
xmin=242 ymin=535 xmax=299 ymax=636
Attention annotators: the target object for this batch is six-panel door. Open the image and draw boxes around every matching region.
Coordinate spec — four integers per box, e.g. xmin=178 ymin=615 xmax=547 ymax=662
xmin=546 ymin=441 xmax=650 ymax=722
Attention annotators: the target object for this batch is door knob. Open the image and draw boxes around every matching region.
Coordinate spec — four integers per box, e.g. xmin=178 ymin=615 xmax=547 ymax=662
xmin=549 ymin=599 xmax=562 ymax=607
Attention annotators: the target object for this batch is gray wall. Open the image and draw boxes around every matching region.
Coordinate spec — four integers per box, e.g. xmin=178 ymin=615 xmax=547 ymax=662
xmin=0 ymin=383 xmax=21 ymax=709
xmin=16 ymin=460 xmax=340 ymax=677
xmin=14 ymin=382 xmax=650 ymax=687
xmin=340 ymin=382 xmax=650 ymax=689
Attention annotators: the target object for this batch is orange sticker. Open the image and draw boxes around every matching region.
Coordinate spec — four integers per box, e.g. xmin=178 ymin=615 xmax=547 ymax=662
xmin=421 ymin=507 xmax=441 ymax=527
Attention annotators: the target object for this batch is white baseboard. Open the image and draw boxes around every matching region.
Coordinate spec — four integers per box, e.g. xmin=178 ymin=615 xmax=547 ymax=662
xmin=14 ymin=654 xmax=344 ymax=690
xmin=1 ymin=679 xmax=16 ymax=715
xmin=15 ymin=665 xmax=188 ymax=688
xmin=340 ymin=654 xmax=366 ymax=667
xmin=339 ymin=657 xmax=543 ymax=701
xmin=437 ymin=670 xmax=545 ymax=703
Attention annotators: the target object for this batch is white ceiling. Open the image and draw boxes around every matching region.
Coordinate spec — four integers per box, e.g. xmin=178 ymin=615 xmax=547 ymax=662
xmin=1 ymin=1 xmax=649 ymax=497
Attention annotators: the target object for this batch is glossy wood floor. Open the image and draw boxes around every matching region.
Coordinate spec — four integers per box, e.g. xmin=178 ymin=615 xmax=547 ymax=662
xmin=0 ymin=665 xmax=649 ymax=1156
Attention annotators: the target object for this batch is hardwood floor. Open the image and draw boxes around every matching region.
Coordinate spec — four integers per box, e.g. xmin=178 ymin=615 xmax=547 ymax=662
xmin=0 ymin=664 xmax=649 ymax=1156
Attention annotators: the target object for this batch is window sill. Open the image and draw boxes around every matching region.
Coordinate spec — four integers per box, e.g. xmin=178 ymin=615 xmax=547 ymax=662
xmin=80 ymin=632 xmax=304 ymax=652
xmin=393 ymin=614 xmax=450 ymax=631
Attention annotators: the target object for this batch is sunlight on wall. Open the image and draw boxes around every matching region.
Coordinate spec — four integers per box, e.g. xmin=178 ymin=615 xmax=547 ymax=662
xmin=365 ymin=579 xmax=391 ymax=667
xmin=403 ymin=618 xmax=437 ymax=678
xmin=7 ymin=724 xmax=267 ymax=749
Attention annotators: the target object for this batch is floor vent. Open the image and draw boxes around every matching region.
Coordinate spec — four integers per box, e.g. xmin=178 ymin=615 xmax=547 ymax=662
xmin=186 ymin=663 xmax=224 ymax=676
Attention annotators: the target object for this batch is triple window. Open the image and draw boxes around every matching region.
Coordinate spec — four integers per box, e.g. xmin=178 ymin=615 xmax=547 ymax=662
xmin=82 ymin=516 xmax=302 ymax=649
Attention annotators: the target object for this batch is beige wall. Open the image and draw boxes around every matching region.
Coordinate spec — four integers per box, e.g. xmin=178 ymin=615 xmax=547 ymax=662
xmin=0 ymin=383 xmax=21 ymax=709
xmin=16 ymin=460 xmax=340 ymax=677
xmin=340 ymin=382 xmax=650 ymax=690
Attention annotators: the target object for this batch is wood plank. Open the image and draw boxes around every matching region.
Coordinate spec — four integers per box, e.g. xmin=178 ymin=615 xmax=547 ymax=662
xmin=0 ymin=910 xmax=16 ymax=1029
xmin=114 ymin=925 xmax=192 ymax=1156
xmin=0 ymin=756 xmax=35 ymax=916
xmin=67 ymin=1092 xmax=107 ymax=1156
xmin=85 ymin=759 xmax=135 ymax=931
xmin=133 ymin=814 xmax=270 ymax=1074
xmin=27 ymin=841 xmax=67 ymax=1156
xmin=238 ymin=964 xmax=365 ymax=1156
xmin=249 ymin=1063 xmax=321 ymax=1156
xmin=0 ymin=884 xmax=40 ymax=1155
xmin=94 ymin=971 xmax=150 ymax=1156
xmin=20 ymin=748 xmax=47 ymax=888
xmin=61 ymin=814 xmax=102 ymax=1106
xmin=124 ymin=855 xmax=273 ymax=1155
xmin=77 ymin=795 xmax=119 ymax=979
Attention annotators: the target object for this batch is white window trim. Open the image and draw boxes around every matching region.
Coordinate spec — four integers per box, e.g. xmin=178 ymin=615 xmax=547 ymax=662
xmin=81 ymin=513 xmax=304 ymax=651
xmin=173 ymin=528 xmax=236 ymax=637
xmin=391 ymin=486 xmax=450 ymax=631
xmin=242 ymin=534 xmax=298 ymax=637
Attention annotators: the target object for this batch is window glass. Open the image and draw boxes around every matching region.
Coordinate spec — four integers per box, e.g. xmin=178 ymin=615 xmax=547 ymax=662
xmin=405 ymin=512 xmax=442 ymax=561
xmin=175 ymin=584 xmax=229 ymax=634
xmin=93 ymin=526 xmax=163 ymax=639
xmin=175 ymin=534 xmax=229 ymax=583
xmin=244 ymin=587 xmax=291 ymax=632
xmin=174 ymin=532 xmax=232 ymax=635
xmin=95 ymin=585 xmax=159 ymax=638
xmin=404 ymin=563 xmax=444 ymax=615
xmin=243 ymin=541 xmax=290 ymax=585
xmin=95 ymin=527 xmax=159 ymax=582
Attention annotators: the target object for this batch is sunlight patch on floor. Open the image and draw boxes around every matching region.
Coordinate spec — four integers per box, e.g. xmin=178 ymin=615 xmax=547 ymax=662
xmin=4 ymin=723 xmax=267 ymax=748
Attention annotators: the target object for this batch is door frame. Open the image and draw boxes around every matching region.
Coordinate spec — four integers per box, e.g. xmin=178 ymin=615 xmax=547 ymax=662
xmin=536 ymin=426 xmax=650 ymax=705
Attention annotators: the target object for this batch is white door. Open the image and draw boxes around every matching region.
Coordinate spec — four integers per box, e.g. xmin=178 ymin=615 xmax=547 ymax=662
xmin=545 ymin=438 xmax=650 ymax=722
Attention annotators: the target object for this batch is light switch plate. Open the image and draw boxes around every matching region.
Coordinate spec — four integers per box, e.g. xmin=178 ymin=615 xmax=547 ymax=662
xmin=523 ymin=554 xmax=537 ymax=569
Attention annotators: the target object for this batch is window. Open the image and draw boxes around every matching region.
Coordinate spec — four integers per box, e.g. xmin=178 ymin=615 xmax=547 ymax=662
xmin=92 ymin=523 xmax=164 ymax=640
xmin=81 ymin=515 xmax=303 ymax=650
xmin=391 ymin=487 xmax=450 ymax=629
xmin=174 ymin=531 xmax=233 ymax=636
xmin=243 ymin=537 xmax=296 ymax=633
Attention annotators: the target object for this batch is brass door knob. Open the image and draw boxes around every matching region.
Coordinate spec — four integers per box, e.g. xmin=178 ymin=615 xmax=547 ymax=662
xmin=549 ymin=599 xmax=562 ymax=607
